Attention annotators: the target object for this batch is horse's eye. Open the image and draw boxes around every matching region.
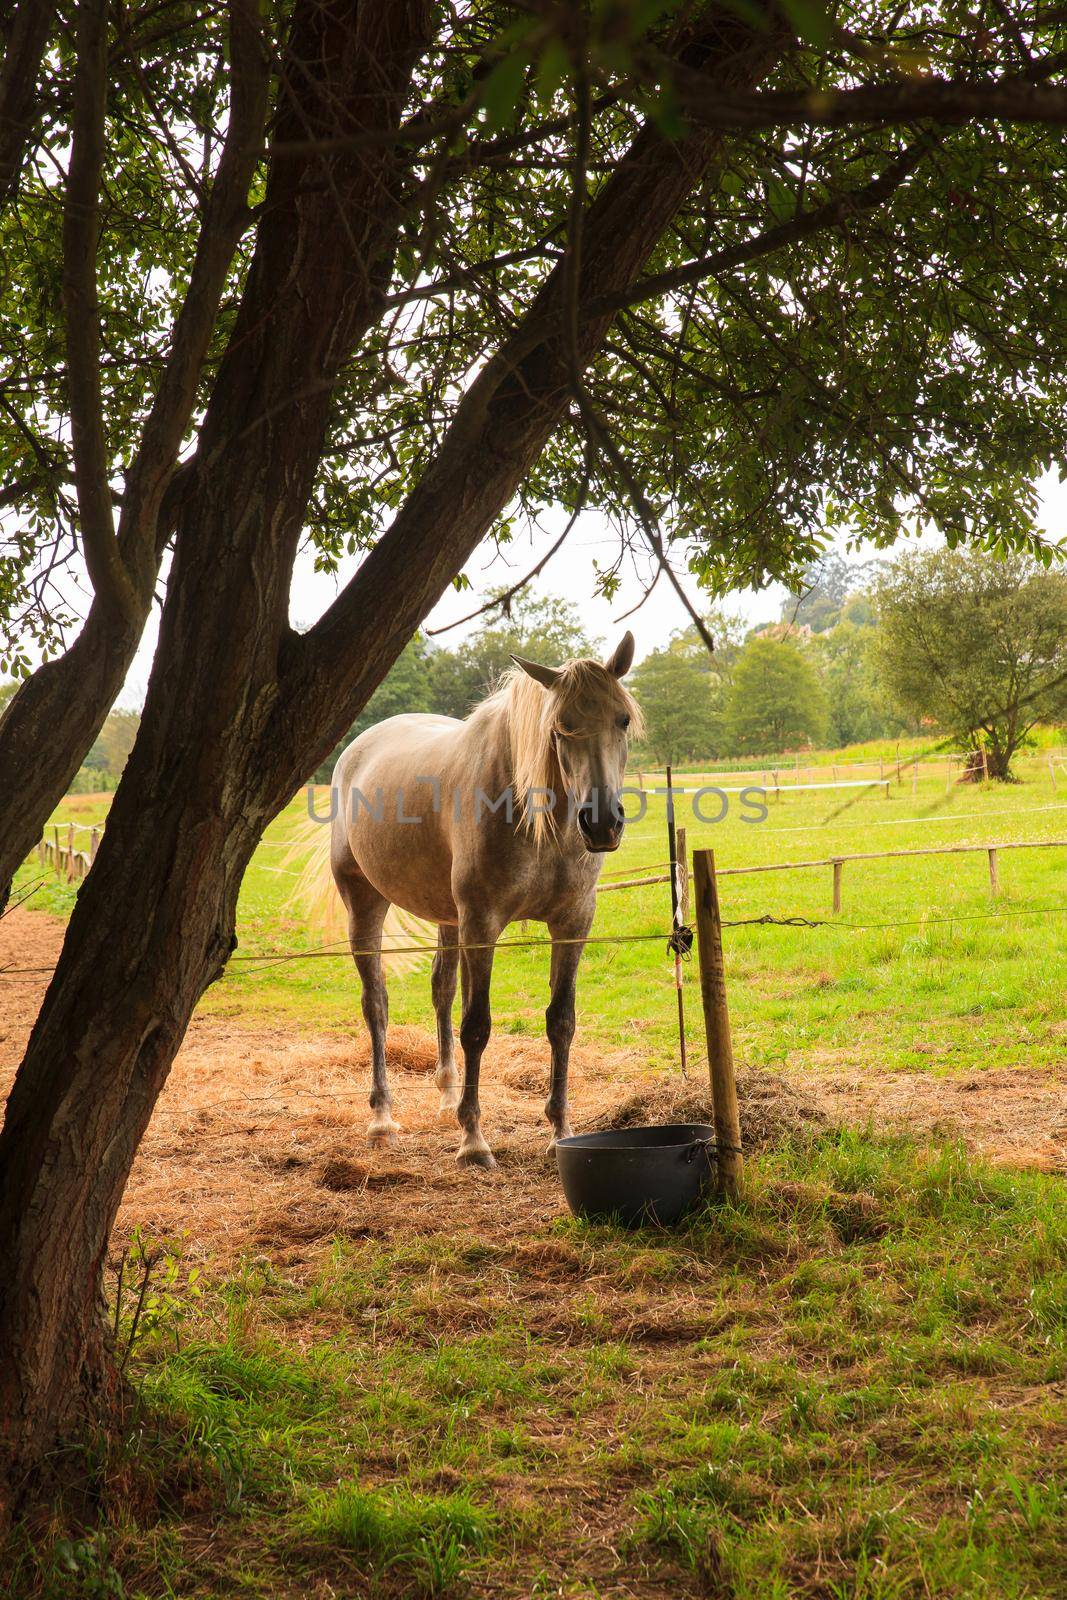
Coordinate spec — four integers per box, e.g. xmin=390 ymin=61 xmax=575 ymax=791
xmin=618 ymin=714 xmax=631 ymax=730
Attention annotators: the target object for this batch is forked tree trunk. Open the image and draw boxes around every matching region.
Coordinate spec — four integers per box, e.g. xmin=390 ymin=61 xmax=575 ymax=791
xmin=0 ymin=7 xmax=778 ymax=1491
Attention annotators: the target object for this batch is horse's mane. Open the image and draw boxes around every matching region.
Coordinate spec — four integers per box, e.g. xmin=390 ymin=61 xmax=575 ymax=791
xmin=472 ymin=659 xmax=643 ymax=844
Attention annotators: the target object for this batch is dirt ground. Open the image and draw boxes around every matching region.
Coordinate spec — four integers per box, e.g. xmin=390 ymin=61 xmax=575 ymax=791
xmin=1 ymin=908 xmax=1064 ymax=1266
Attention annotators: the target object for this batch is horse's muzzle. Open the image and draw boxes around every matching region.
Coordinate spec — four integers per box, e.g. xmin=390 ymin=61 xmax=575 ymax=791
xmin=577 ymin=797 xmax=624 ymax=853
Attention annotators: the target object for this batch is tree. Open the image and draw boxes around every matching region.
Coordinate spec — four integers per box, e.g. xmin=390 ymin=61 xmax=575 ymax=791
xmin=631 ymin=649 xmax=720 ymax=763
xmin=811 ymin=620 xmax=899 ymax=747
xmin=631 ymin=613 xmax=741 ymax=762
xmin=313 ymin=636 xmax=433 ymax=781
xmin=428 ymin=594 xmax=599 ymax=719
xmin=4 ymin=0 xmax=1067 ymax=1497
xmin=873 ymin=548 xmax=1067 ymax=778
xmin=725 ymin=638 xmax=828 ymax=754
xmin=83 ymin=709 xmax=140 ymax=780
xmin=782 ymin=552 xmax=878 ymax=632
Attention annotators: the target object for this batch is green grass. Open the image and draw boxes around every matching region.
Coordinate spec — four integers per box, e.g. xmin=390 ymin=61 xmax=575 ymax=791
xmin=9 ymin=1132 xmax=1065 ymax=1597
xmin=8 ymin=754 xmax=1067 ymax=1598
xmin=24 ymin=757 xmax=1064 ymax=1074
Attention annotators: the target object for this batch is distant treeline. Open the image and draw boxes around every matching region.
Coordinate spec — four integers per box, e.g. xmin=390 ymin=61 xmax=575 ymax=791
xmin=11 ymin=543 xmax=1066 ymax=792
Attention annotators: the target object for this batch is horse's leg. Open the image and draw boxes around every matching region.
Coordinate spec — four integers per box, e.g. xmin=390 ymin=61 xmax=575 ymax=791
xmin=432 ymin=922 xmax=460 ymax=1120
xmin=544 ymin=908 xmax=594 ymax=1149
xmin=455 ymin=911 xmax=500 ymax=1168
xmin=339 ymin=874 xmax=397 ymax=1148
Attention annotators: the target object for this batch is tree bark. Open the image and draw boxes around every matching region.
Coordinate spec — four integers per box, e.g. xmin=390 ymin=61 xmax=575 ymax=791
xmin=0 ymin=0 xmax=55 ymax=201
xmin=0 ymin=0 xmax=268 ymax=913
xmin=0 ymin=6 xmax=778 ymax=1490
xmin=0 ymin=0 xmax=435 ymax=1487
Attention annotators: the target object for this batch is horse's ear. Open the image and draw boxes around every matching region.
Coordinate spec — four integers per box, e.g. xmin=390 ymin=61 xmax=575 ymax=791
xmin=510 ymin=653 xmax=562 ymax=691
xmin=604 ymin=631 xmax=635 ymax=678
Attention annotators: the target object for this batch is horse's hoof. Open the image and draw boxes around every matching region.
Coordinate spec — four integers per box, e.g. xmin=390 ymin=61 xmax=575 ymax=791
xmin=456 ymin=1144 xmax=497 ymax=1170
xmin=367 ymin=1119 xmax=400 ymax=1149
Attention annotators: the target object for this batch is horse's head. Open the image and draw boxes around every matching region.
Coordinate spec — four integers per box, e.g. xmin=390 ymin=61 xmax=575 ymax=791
xmin=511 ymin=633 xmax=639 ymax=852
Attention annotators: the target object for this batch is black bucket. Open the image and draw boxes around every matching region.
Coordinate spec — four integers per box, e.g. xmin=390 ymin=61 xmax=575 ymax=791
xmin=554 ymin=1123 xmax=718 ymax=1227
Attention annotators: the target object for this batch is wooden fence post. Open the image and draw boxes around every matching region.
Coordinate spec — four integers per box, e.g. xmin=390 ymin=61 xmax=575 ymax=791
xmin=1050 ymin=754 xmax=1057 ymax=791
xmin=981 ymin=745 xmax=990 ymax=782
xmin=987 ymin=847 xmax=999 ymax=897
xmin=66 ymin=822 xmax=76 ymax=883
xmin=832 ymin=858 xmax=844 ymax=913
xmin=90 ymin=826 xmax=99 ymax=862
xmin=912 ymin=761 xmax=918 ymax=796
xmin=677 ymin=826 xmax=689 ymax=924
xmin=53 ymin=825 xmax=61 ymax=877
xmin=692 ymin=849 xmax=743 ymax=1201
xmin=36 ymin=838 xmax=46 ymax=864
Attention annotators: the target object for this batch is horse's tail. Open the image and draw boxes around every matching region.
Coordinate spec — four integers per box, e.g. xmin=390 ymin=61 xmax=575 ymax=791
xmin=279 ymin=808 xmax=436 ymax=973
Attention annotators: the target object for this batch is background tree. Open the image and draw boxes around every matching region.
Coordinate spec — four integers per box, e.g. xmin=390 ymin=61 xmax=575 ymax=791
xmin=781 ymin=552 xmax=879 ymax=632
xmin=725 ymin=637 xmax=828 ymax=754
xmin=83 ymin=709 xmax=140 ymax=783
xmin=810 ymin=615 xmax=900 ymax=747
xmin=631 ymin=612 xmax=741 ymax=763
xmin=428 ymin=594 xmax=599 ymax=720
xmin=5 ymin=0 xmax=1067 ymax=1498
xmin=631 ymin=648 xmax=721 ymax=763
xmin=873 ymin=548 xmax=1067 ymax=778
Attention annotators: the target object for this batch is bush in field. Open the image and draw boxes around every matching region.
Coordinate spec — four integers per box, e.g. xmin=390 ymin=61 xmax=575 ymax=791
xmin=725 ymin=639 xmax=828 ymax=754
xmin=874 ymin=548 xmax=1067 ymax=778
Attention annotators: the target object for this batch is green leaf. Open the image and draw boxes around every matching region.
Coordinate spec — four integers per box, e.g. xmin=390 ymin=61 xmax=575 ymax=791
xmin=480 ymin=49 xmax=530 ymax=132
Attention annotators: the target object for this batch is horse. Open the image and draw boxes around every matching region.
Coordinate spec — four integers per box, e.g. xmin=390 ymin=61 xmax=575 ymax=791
xmin=323 ymin=631 xmax=641 ymax=1167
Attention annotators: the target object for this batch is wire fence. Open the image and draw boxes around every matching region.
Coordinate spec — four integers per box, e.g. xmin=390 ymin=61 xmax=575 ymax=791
xmin=3 ymin=893 xmax=1066 ymax=985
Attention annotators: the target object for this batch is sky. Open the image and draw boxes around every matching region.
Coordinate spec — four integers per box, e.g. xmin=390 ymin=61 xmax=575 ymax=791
xmin=32 ymin=466 xmax=1067 ymax=711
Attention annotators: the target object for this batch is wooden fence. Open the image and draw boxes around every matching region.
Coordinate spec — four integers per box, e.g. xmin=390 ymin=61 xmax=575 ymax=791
xmin=597 ymin=835 xmax=1067 ymax=911
xmin=631 ymin=745 xmax=1067 ymax=795
xmin=36 ymin=822 xmax=100 ymax=883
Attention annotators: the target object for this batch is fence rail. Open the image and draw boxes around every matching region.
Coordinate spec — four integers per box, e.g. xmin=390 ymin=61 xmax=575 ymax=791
xmin=632 ymin=745 xmax=1067 ymax=794
xmin=36 ymin=823 xmax=100 ymax=883
xmin=598 ymin=835 xmax=1067 ymax=911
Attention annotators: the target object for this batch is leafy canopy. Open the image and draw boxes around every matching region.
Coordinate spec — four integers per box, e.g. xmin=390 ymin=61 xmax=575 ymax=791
xmin=3 ymin=0 xmax=1067 ymax=673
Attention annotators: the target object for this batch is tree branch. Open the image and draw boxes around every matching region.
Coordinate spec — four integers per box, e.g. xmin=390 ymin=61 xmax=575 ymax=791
xmin=0 ymin=0 xmax=56 ymax=201
xmin=63 ymin=0 xmax=141 ymax=628
xmin=660 ymin=46 xmax=1067 ymax=131
xmin=120 ymin=0 xmax=270 ymax=576
xmin=581 ymin=131 xmax=937 ymax=320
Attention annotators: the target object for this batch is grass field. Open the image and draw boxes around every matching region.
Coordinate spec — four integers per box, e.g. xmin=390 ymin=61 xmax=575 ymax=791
xmin=26 ymin=755 xmax=1067 ymax=1074
xmin=8 ymin=760 xmax=1067 ymax=1599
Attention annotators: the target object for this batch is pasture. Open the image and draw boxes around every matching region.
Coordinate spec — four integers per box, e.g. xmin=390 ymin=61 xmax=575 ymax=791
xmin=6 ymin=760 xmax=1066 ymax=1598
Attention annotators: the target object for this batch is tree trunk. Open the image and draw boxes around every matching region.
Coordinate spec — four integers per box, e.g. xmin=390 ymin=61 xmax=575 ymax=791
xmin=0 ymin=0 xmax=268 ymax=912
xmin=0 ymin=604 xmax=152 ymax=913
xmin=0 ymin=0 xmax=55 ymax=200
xmin=0 ymin=6 xmax=779 ymax=1490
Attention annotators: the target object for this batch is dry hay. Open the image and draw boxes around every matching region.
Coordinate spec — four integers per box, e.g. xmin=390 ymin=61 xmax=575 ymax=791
xmin=597 ymin=1069 xmax=827 ymax=1152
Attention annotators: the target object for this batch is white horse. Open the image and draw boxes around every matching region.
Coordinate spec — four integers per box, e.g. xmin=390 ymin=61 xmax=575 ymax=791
xmin=324 ymin=633 xmax=641 ymax=1167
